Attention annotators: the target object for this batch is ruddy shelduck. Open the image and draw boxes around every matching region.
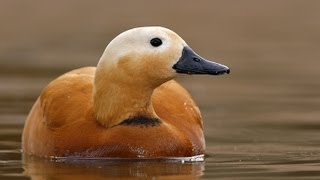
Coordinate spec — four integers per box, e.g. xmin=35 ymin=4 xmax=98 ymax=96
xmin=22 ymin=26 xmax=230 ymax=159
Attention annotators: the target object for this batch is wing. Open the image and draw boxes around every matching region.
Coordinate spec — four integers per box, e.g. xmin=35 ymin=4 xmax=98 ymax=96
xmin=153 ymin=80 xmax=203 ymax=128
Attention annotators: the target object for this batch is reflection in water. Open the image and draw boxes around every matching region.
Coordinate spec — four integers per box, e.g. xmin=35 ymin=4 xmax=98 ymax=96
xmin=0 ymin=147 xmax=318 ymax=179
xmin=23 ymin=155 xmax=204 ymax=179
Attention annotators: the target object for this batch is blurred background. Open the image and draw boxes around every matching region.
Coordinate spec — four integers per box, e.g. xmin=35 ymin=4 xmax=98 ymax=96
xmin=1 ymin=0 xmax=320 ymax=179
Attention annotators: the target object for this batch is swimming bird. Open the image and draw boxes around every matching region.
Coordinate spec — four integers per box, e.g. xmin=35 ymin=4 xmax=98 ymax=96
xmin=22 ymin=26 xmax=230 ymax=158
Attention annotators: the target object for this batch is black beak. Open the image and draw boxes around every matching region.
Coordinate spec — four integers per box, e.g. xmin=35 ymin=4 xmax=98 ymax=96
xmin=173 ymin=47 xmax=230 ymax=75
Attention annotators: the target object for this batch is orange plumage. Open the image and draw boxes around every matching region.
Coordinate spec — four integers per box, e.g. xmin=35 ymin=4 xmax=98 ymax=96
xmin=22 ymin=26 xmax=229 ymax=158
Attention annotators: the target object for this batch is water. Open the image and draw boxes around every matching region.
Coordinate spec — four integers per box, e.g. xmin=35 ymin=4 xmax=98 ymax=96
xmin=1 ymin=1 xmax=320 ymax=179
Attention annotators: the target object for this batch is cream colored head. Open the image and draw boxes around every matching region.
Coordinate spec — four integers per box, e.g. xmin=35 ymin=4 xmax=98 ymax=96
xmin=96 ymin=26 xmax=187 ymax=87
xmin=93 ymin=26 xmax=230 ymax=128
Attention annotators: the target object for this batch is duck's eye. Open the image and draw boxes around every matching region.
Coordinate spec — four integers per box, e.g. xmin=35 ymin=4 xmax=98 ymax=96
xmin=150 ymin=38 xmax=162 ymax=47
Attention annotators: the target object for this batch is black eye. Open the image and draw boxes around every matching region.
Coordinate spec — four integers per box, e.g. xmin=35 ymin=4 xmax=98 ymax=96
xmin=150 ymin=38 xmax=162 ymax=47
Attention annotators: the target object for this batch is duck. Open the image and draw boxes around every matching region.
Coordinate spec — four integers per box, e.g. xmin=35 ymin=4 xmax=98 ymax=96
xmin=22 ymin=26 xmax=230 ymax=159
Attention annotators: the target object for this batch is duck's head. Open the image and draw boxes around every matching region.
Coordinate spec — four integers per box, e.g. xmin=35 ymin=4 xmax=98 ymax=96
xmin=96 ymin=26 xmax=230 ymax=87
xmin=94 ymin=26 xmax=230 ymax=128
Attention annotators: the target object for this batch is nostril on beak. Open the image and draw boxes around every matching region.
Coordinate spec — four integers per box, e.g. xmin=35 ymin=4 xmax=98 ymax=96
xmin=193 ymin=57 xmax=201 ymax=62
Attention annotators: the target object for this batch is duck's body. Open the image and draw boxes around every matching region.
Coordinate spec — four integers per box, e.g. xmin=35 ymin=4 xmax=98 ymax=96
xmin=22 ymin=26 xmax=229 ymax=158
xmin=22 ymin=67 xmax=204 ymax=157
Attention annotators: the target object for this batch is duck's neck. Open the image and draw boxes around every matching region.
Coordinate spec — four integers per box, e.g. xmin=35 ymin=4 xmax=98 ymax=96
xmin=93 ymin=71 xmax=158 ymax=128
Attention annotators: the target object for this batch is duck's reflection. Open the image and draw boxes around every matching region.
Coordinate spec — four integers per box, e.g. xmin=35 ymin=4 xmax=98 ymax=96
xmin=23 ymin=155 xmax=205 ymax=179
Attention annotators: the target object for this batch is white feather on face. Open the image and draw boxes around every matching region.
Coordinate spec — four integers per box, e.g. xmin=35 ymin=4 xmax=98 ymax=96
xmin=96 ymin=26 xmax=187 ymax=83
